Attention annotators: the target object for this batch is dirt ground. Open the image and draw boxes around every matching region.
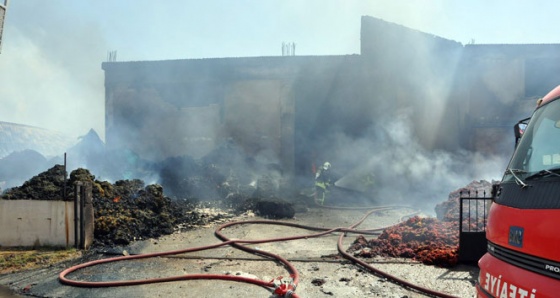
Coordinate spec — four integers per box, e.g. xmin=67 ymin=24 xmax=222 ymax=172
xmin=0 ymin=207 xmax=479 ymax=298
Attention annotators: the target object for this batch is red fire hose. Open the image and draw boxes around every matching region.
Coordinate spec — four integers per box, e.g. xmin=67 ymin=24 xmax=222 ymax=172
xmin=333 ymin=210 xmax=460 ymax=298
xmin=59 ymin=205 xmax=460 ymax=297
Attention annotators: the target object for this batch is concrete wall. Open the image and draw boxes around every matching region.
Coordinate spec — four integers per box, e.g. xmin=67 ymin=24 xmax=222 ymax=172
xmin=360 ymin=16 xmax=464 ymax=151
xmin=0 ymin=199 xmax=75 ymax=247
xmin=361 ymin=16 xmax=560 ymax=155
xmin=225 ymin=80 xmax=284 ymax=160
xmin=102 ymin=57 xmax=301 ymax=175
xmin=462 ymin=44 xmax=560 ymax=153
xmin=101 ymin=16 xmax=560 ymax=180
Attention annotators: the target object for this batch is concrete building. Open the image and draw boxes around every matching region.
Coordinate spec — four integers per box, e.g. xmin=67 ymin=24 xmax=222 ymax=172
xmin=101 ymin=16 xmax=560 ymax=180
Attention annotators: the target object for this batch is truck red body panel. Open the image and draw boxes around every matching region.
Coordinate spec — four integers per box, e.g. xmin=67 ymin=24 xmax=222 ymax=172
xmin=476 ymin=85 xmax=560 ymax=297
xmin=477 ymin=253 xmax=556 ymax=298
xmin=485 ymin=204 xmax=560 ymax=261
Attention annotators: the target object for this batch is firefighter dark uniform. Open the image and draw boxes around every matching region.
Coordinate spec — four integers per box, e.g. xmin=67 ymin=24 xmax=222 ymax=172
xmin=315 ymin=162 xmax=332 ymax=205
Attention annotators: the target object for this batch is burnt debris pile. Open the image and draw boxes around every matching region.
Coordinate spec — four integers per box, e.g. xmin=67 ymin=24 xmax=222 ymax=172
xmin=158 ymin=155 xmax=225 ymax=200
xmin=90 ymin=178 xmax=198 ymax=246
xmin=0 ymin=165 xmax=222 ymax=246
xmin=158 ymin=140 xmax=262 ymax=201
xmin=1 ymin=160 xmax=297 ymax=246
xmin=348 ymin=180 xmax=494 ymax=267
xmin=156 ymin=141 xmax=297 ymax=218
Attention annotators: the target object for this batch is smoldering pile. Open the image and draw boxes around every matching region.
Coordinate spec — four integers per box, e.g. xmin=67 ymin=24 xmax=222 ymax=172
xmin=348 ymin=180 xmax=494 ymax=267
xmin=0 ymin=165 xmax=227 ymax=246
xmin=157 ymin=141 xmax=297 ymax=219
xmin=1 ymin=160 xmax=297 ymax=247
xmin=82 ymin=174 xmax=202 ymax=246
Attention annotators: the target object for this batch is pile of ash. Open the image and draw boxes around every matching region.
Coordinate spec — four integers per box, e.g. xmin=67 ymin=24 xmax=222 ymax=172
xmin=1 ymin=164 xmax=296 ymax=247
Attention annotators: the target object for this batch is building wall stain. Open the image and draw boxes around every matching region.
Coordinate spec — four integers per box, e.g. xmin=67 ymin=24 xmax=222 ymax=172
xmin=101 ymin=16 xmax=560 ymax=178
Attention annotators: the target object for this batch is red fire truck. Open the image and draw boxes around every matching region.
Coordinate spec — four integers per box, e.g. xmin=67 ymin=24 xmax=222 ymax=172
xmin=476 ymin=85 xmax=560 ymax=297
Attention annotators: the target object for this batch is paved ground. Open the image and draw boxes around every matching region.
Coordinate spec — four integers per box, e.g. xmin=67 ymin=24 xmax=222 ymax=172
xmin=0 ymin=207 xmax=479 ymax=298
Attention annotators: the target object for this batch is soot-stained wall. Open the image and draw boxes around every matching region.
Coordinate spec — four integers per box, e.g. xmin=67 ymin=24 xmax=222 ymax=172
xmin=102 ymin=55 xmax=363 ymax=180
xmin=102 ymin=16 xmax=560 ymax=181
xmin=459 ymin=44 xmax=560 ymax=154
xmin=360 ymin=16 xmax=467 ymax=151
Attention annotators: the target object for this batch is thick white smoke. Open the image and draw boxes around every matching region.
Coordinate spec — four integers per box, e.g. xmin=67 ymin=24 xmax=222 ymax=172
xmin=0 ymin=1 xmax=106 ymax=140
xmin=331 ymin=108 xmax=507 ymax=214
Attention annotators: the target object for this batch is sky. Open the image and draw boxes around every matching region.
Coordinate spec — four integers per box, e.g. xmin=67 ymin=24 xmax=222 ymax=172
xmin=1 ymin=0 xmax=560 ymax=141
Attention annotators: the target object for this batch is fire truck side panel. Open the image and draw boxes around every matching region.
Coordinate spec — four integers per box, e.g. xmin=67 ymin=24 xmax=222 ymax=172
xmin=486 ymin=203 xmax=560 ymax=262
xmin=477 ymin=253 xmax=557 ymax=298
xmin=477 ymin=85 xmax=560 ymax=297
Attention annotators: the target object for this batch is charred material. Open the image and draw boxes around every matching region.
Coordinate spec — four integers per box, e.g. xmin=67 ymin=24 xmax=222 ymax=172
xmin=157 ymin=140 xmax=285 ymax=201
xmin=67 ymin=168 xmax=211 ymax=246
xmin=158 ymin=155 xmax=226 ymax=200
xmin=255 ymin=199 xmax=295 ymax=219
xmin=92 ymin=181 xmax=191 ymax=246
xmin=0 ymin=163 xmax=297 ymax=247
xmin=1 ymin=166 xmax=209 ymax=246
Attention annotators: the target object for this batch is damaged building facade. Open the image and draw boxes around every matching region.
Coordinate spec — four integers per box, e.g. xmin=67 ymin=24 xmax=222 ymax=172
xmin=102 ymin=16 xmax=560 ymax=182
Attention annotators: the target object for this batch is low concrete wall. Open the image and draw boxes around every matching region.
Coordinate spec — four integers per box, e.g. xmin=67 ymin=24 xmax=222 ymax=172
xmin=0 ymin=199 xmax=75 ymax=247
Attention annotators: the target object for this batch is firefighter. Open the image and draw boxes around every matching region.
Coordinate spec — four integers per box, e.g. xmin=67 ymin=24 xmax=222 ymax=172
xmin=315 ymin=162 xmax=332 ymax=205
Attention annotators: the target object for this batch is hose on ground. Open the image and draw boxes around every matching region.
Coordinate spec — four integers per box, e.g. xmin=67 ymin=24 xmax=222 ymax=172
xmin=59 ymin=205 xmax=458 ymax=297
